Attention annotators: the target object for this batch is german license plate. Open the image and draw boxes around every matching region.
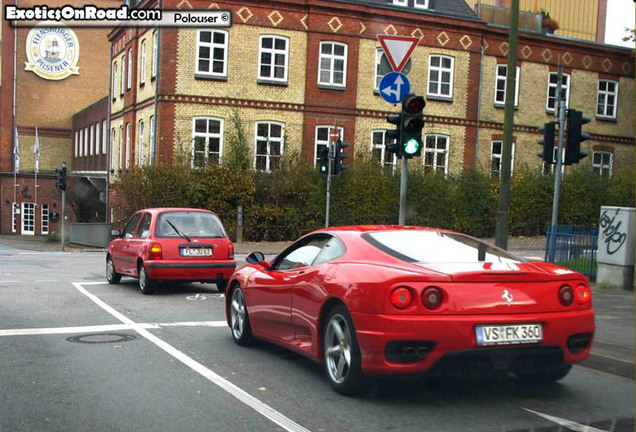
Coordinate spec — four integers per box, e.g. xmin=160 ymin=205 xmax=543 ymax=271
xmin=475 ymin=324 xmax=542 ymax=346
xmin=180 ymin=247 xmax=212 ymax=257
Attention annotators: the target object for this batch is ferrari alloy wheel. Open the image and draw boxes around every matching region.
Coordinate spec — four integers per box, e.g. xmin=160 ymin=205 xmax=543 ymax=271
xmin=230 ymin=286 xmax=253 ymax=346
xmin=138 ymin=263 xmax=155 ymax=295
xmin=106 ymin=257 xmax=121 ymax=285
xmin=323 ymin=305 xmax=364 ymax=395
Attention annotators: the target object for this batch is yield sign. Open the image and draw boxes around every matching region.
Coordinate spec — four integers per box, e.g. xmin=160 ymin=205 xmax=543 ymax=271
xmin=377 ymin=35 xmax=419 ymax=72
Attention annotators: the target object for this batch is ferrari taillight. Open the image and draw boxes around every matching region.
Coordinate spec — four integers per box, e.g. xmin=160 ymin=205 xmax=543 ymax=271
xmin=228 ymin=243 xmax=235 ymax=260
xmin=149 ymin=243 xmax=162 ymax=260
xmin=558 ymin=284 xmax=574 ymax=306
xmin=575 ymin=284 xmax=591 ymax=306
xmin=422 ymin=286 xmax=443 ymax=310
xmin=390 ymin=287 xmax=413 ymax=310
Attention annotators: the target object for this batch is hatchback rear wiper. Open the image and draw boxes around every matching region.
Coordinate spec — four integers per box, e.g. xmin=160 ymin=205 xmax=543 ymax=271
xmin=165 ymin=219 xmax=191 ymax=243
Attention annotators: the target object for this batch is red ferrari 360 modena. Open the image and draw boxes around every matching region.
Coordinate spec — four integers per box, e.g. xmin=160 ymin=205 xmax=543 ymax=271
xmin=226 ymin=226 xmax=594 ymax=395
xmin=107 ymin=208 xmax=236 ymax=295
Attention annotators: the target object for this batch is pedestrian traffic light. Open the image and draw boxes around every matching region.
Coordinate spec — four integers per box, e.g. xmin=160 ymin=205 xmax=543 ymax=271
xmin=565 ymin=109 xmax=590 ymax=165
xmin=334 ymin=140 xmax=350 ymax=175
xmin=385 ymin=113 xmax=402 ymax=157
xmin=55 ymin=162 xmax=67 ymax=191
xmin=400 ymin=94 xmax=425 ymax=158
xmin=537 ymin=122 xmax=556 ymax=164
xmin=318 ymin=145 xmax=330 ymax=175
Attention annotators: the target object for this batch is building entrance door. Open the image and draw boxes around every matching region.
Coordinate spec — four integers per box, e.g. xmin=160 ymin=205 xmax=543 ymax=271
xmin=21 ymin=202 xmax=36 ymax=235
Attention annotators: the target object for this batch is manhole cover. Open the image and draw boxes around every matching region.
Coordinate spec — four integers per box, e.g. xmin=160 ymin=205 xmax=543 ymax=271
xmin=66 ymin=333 xmax=136 ymax=344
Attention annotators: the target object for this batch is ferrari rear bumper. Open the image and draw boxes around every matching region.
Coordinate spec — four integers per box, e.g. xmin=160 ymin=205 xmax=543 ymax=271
xmin=352 ymin=309 xmax=595 ymax=375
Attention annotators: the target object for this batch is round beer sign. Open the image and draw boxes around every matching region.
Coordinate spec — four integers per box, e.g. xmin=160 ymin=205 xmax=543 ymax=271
xmin=25 ymin=22 xmax=80 ymax=81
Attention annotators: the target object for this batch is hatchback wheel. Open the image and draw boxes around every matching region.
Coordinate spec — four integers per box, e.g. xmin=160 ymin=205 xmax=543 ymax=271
xmin=106 ymin=256 xmax=121 ymax=284
xmin=138 ymin=263 xmax=155 ymax=295
xmin=323 ymin=305 xmax=364 ymax=395
xmin=230 ymin=286 xmax=253 ymax=346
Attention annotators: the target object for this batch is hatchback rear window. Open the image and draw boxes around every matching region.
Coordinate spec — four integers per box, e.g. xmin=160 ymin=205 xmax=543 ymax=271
xmin=156 ymin=211 xmax=227 ymax=238
xmin=362 ymin=230 xmax=523 ymax=264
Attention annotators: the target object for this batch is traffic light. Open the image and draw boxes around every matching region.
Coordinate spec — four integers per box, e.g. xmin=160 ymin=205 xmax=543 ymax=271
xmin=565 ymin=109 xmax=590 ymax=165
xmin=385 ymin=112 xmax=402 ymax=157
xmin=318 ymin=145 xmax=330 ymax=175
xmin=55 ymin=162 xmax=67 ymax=191
xmin=537 ymin=122 xmax=556 ymax=164
xmin=334 ymin=140 xmax=350 ymax=175
xmin=400 ymin=94 xmax=425 ymax=158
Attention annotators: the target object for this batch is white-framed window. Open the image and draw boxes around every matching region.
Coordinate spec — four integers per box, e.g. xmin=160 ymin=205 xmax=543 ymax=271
xmin=428 ymin=55 xmax=454 ymax=99
xmin=597 ymin=80 xmax=618 ymax=119
xmin=149 ymin=115 xmax=156 ymax=163
xmin=120 ymin=55 xmax=126 ymax=95
xmin=112 ymin=61 xmax=118 ymax=99
xmin=152 ymin=30 xmax=158 ymax=79
xmin=127 ymin=48 xmax=132 ymax=90
xmin=125 ymin=123 xmax=131 ymax=169
xmin=490 ymin=140 xmax=515 ymax=178
xmin=140 ymin=39 xmax=147 ymax=85
xmin=392 ymin=0 xmax=407 ymax=6
xmin=374 ymin=49 xmax=387 ymax=90
xmin=314 ymin=125 xmax=344 ymax=167
xmin=89 ymin=124 xmax=95 ymax=156
xmin=258 ymin=35 xmax=289 ymax=82
xmin=424 ymin=134 xmax=449 ymax=175
xmin=137 ymin=119 xmax=145 ymax=166
xmin=79 ymin=129 xmax=83 ymax=157
xmin=371 ymin=130 xmax=397 ymax=172
xmin=118 ymin=126 xmax=123 ymax=169
xmin=543 ymin=147 xmax=565 ymax=175
xmin=196 ymin=30 xmax=228 ymax=77
xmin=74 ymin=130 xmax=79 ymax=157
xmin=41 ymin=204 xmax=49 ymax=235
xmin=546 ymin=72 xmax=570 ymax=113
xmin=192 ymin=117 xmax=223 ymax=169
xmin=318 ymin=41 xmax=347 ymax=87
xmin=254 ymin=121 xmax=284 ymax=172
xmin=12 ymin=202 xmax=18 ymax=233
xmin=593 ymin=151 xmax=613 ymax=177
xmin=95 ymin=122 xmax=100 ymax=157
xmin=414 ymin=0 xmax=429 ymax=9
xmin=494 ymin=64 xmax=520 ymax=107
xmin=84 ymin=127 xmax=89 ymax=156
xmin=111 ymin=128 xmax=117 ymax=169
xmin=102 ymin=120 xmax=108 ymax=154
xmin=21 ymin=202 xmax=35 ymax=235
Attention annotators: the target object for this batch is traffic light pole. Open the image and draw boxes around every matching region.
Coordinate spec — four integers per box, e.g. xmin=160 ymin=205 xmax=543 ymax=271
xmin=325 ymin=140 xmax=333 ymax=228
xmin=399 ymin=156 xmax=407 ymax=225
xmin=61 ymin=188 xmax=66 ymax=251
xmin=548 ymin=64 xmax=565 ymax=260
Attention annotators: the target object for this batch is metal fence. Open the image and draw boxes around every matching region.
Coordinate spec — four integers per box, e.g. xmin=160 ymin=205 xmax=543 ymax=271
xmin=544 ymin=225 xmax=599 ymax=280
xmin=69 ymin=222 xmax=113 ymax=248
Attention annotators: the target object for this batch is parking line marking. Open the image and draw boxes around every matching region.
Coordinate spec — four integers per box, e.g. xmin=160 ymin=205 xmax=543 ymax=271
xmin=157 ymin=321 xmax=227 ymax=327
xmin=522 ymin=408 xmax=608 ymax=432
xmin=72 ymin=282 xmax=310 ymax=432
xmin=0 ymin=323 xmax=159 ymax=337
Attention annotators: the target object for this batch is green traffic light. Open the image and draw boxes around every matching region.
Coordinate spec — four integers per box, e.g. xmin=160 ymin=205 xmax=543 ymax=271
xmin=404 ymin=138 xmax=420 ymax=155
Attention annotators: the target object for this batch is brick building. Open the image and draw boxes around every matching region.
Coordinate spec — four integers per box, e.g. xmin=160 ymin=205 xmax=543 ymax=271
xmin=108 ymin=0 xmax=633 ymax=218
xmin=0 ymin=0 xmax=119 ymax=235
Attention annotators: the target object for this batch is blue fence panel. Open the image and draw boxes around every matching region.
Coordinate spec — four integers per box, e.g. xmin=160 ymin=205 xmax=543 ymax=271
xmin=545 ymin=225 xmax=598 ymax=280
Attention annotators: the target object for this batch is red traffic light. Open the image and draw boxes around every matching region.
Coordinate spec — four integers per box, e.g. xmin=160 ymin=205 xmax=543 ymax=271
xmin=403 ymin=95 xmax=425 ymax=114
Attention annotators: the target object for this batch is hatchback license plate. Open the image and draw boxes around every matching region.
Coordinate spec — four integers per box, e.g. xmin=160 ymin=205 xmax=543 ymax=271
xmin=181 ymin=247 xmax=212 ymax=257
xmin=475 ymin=324 xmax=542 ymax=346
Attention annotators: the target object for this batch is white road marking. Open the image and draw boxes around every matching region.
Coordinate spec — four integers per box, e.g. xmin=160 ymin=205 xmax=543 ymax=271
xmin=71 ymin=282 xmax=310 ymax=432
xmin=0 ymin=281 xmax=20 ymax=283
xmin=186 ymin=293 xmax=207 ymax=300
xmin=0 ymin=321 xmax=228 ymax=337
xmin=522 ymin=408 xmax=609 ymax=432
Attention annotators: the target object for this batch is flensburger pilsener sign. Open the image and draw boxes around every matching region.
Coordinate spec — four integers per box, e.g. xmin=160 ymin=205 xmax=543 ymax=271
xmin=25 ymin=22 xmax=80 ymax=80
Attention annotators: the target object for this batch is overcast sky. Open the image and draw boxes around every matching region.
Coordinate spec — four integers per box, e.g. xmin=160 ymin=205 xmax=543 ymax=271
xmin=605 ymin=0 xmax=635 ymax=47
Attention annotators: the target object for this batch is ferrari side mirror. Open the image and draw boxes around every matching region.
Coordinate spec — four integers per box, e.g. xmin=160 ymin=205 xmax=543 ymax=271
xmin=246 ymin=251 xmax=265 ymax=264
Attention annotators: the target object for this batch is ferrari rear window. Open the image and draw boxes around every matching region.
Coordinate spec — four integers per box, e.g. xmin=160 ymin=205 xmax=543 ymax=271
xmin=363 ymin=230 xmax=523 ymax=264
xmin=156 ymin=211 xmax=227 ymax=238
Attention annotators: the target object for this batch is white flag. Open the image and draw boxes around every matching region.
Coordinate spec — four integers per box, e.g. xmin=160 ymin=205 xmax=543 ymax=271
xmin=13 ymin=128 xmax=20 ymax=173
xmin=34 ymin=127 xmax=40 ymax=173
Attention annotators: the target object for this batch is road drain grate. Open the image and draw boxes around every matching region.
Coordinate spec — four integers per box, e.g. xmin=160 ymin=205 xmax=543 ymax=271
xmin=66 ymin=333 xmax=137 ymax=344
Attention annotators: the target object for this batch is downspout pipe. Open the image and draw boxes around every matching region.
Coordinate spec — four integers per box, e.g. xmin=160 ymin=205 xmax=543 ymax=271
xmin=474 ymin=43 xmax=484 ymax=168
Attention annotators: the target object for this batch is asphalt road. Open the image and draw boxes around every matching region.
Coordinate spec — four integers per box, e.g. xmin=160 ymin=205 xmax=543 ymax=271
xmin=0 ymin=247 xmax=634 ymax=432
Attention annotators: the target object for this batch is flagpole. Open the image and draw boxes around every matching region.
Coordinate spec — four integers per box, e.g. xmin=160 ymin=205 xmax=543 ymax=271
xmin=34 ymin=127 xmax=40 ymax=207
xmin=13 ymin=127 xmax=19 ymax=233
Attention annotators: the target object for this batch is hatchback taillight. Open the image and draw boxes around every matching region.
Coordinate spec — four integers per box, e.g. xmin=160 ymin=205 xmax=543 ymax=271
xmin=422 ymin=286 xmax=443 ymax=310
xmin=558 ymin=285 xmax=574 ymax=306
xmin=149 ymin=243 xmax=162 ymax=260
xmin=390 ymin=287 xmax=413 ymax=310
xmin=228 ymin=243 xmax=235 ymax=260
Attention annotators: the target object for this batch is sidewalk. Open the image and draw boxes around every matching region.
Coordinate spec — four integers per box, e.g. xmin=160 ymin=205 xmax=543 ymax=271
xmin=1 ymin=234 xmax=632 ymax=379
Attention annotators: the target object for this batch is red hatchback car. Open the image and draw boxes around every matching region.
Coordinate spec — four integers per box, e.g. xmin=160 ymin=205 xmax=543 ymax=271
xmin=226 ymin=226 xmax=595 ymax=395
xmin=107 ymin=208 xmax=236 ymax=294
